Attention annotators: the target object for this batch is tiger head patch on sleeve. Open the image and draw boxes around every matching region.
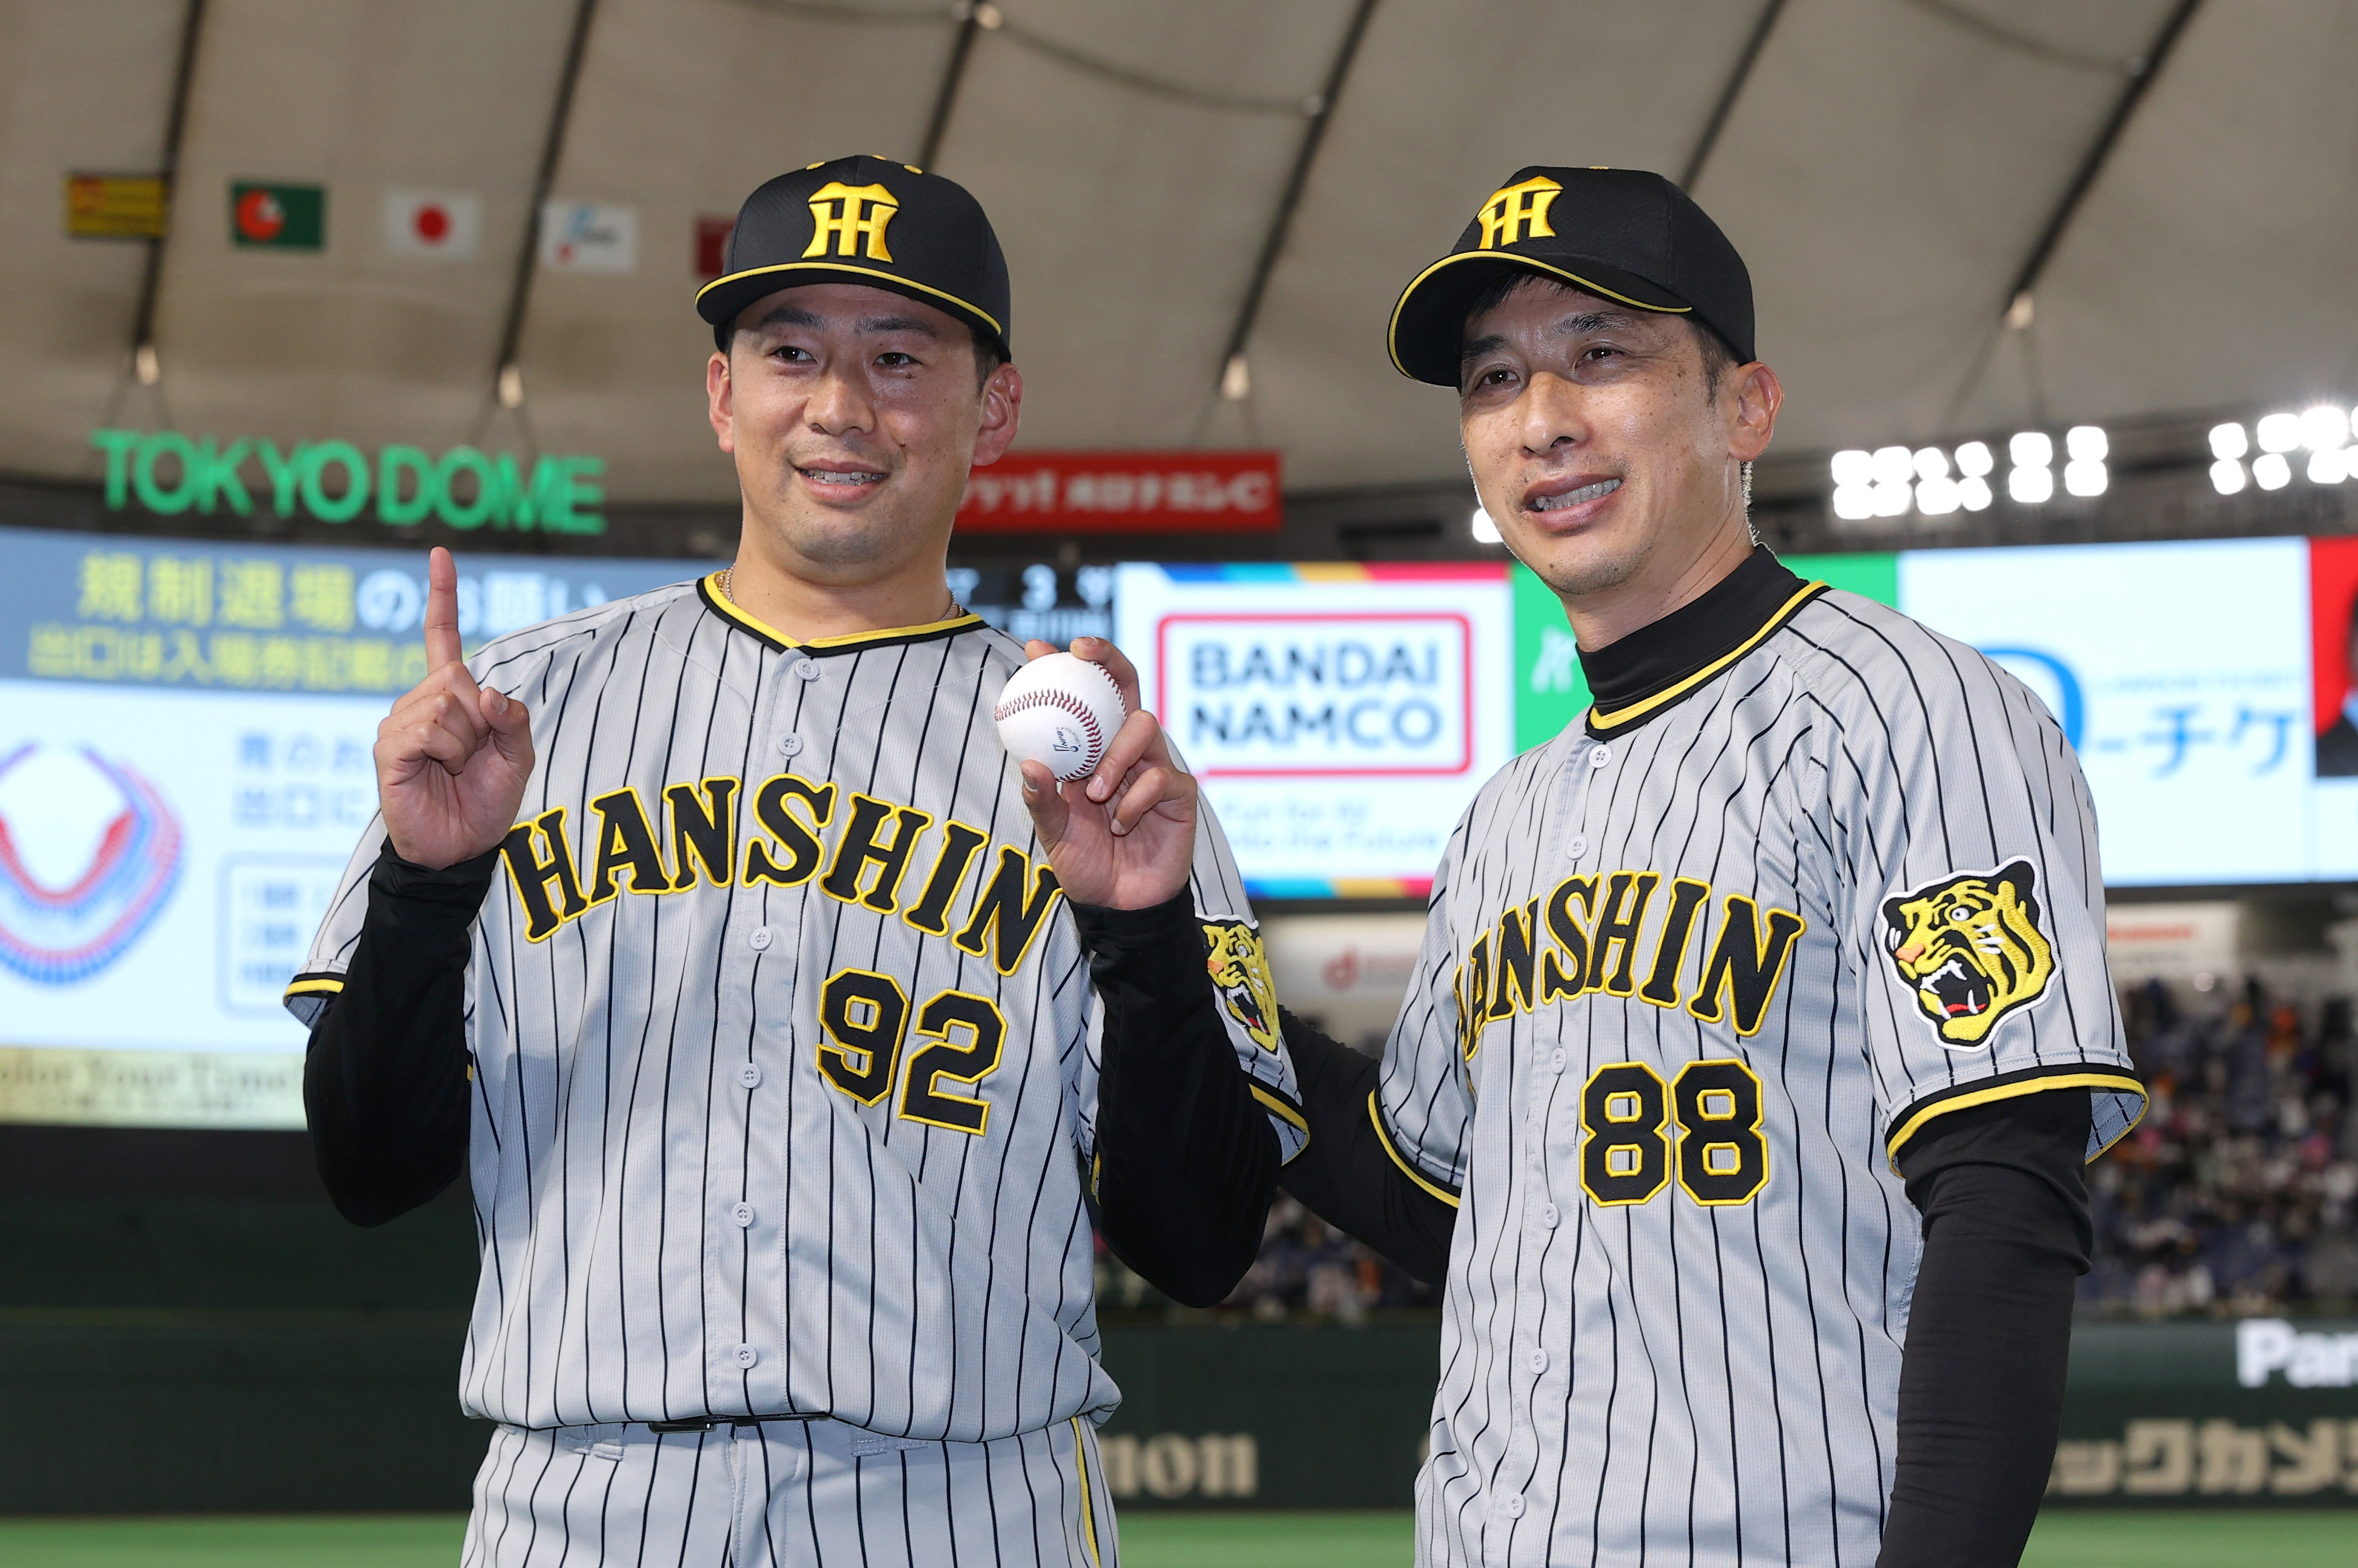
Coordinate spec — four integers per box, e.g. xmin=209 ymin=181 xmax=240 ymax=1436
xmin=1880 ymin=859 xmax=2055 ymax=1049
xmin=1202 ymin=919 xmax=1282 ymax=1052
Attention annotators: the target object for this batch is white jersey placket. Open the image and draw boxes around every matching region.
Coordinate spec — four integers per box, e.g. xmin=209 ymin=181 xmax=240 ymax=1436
xmin=704 ymin=643 xmax=829 ymax=1416
xmin=1501 ymin=734 xmax=1617 ymax=1565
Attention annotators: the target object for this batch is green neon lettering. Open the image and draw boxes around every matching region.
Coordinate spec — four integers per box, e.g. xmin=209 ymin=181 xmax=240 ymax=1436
xmin=89 ymin=429 xmax=141 ymax=509
xmin=377 ymin=444 xmax=437 ymax=525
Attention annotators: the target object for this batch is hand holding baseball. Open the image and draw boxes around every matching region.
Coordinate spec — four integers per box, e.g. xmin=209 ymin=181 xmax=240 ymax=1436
xmin=1010 ymin=637 xmax=1196 ymax=910
xmin=373 ymin=547 xmax=536 ymax=868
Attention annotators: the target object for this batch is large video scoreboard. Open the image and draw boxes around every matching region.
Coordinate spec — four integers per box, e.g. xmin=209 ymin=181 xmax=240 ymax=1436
xmin=0 ymin=525 xmax=2345 ymax=1128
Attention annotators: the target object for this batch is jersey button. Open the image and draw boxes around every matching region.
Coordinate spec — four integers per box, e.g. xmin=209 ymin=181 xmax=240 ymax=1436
xmin=775 ymin=734 xmax=805 ymax=757
xmin=1497 ymin=1494 xmax=1526 ymax=1519
xmin=793 ymin=657 xmax=822 ymax=681
xmin=1589 ymin=743 xmax=1612 ymax=769
xmin=731 ymin=1202 xmax=756 ymax=1227
xmin=1540 ymin=1203 xmax=1560 ymax=1228
xmin=1529 ymin=1349 xmax=1549 ymax=1375
xmin=732 ymin=1343 xmax=760 ymax=1369
xmin=1549 ymin=1048 xmax=1567 ymax=1074
xmin=749 ymin=926 xmax=774 ymax=951
xmin=737 ymin=1063 xmax=763 ymax=1089
xmin=1567 ymin=834 xmax=1587 ymax=858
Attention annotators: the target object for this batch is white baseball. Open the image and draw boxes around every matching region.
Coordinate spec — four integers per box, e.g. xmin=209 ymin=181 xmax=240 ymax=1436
xmin=994 ymin=652 xmax=1128 ymax=782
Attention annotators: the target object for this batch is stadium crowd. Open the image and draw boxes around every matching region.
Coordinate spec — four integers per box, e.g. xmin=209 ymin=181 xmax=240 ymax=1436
xmin=1096 ymin=1190 xmax=1441 ymax=1323
xmin=2085 ymin=978 xmax=2358 ymax=1317
xmin=1099 ymin=977 xmax=2358 ymax=1323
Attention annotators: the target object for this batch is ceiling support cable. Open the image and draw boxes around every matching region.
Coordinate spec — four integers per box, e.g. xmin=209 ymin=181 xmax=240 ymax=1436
xmin=489 ymin=0 xmax=603 ymax=411
xmin=126 ymin=0 xmax=210 ymax=386
xmin=1900 ymin=0 xmax=2128 ymax=75
xmin=1938 ymin=0 xmax=2203 ymax=431
xmin=993 ymin=15 xmax=1305 ymax=116
xmin=1679 ymin=0 xmax=1787 ymax=192
xmin=916 ymin=7 xmax=985 ymax=169
xmin=1210 ymin=0 xmax=1381 ymax=407
xmin=2000 ymin=0 xmax=2205 ymax=322
xmin=753 ymin=1 xmax=1304 ymax=118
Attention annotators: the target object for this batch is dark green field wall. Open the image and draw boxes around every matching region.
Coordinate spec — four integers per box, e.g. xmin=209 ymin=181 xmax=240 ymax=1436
xmin=0 ymin=1137 xmax=2351 ymax=1513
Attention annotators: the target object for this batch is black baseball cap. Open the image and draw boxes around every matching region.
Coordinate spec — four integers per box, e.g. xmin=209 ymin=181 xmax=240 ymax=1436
xmin=696 ymin=155 xmax=1012 ymax=358
xmin=1388 ymin=166 xmax=1753 ymax=386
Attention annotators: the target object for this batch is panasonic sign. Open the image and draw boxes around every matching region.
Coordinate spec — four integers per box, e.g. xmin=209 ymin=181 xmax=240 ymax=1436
xmin=2235 ymin=1318 xmax=2358 ymax=1388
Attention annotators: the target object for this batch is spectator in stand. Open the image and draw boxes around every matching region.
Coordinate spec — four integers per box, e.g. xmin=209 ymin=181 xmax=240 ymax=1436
xmin=2088 ymin=979 xmax=2356 ymax=1316
xmin=1096 ymin=1191 xmax=1438 ymax=1322
xmin=1107 ymin=971 xmax=2356 ymax=1325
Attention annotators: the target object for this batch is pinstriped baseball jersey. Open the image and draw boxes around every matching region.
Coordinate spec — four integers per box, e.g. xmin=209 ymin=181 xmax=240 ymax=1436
xmin=287 ymin=575 xmax=1304 ymax=1438
xmin=1375 ymin=576 xmax=2144 ymax=1568
xmin=463 ymin=1412 xmax=1116 ymax=1568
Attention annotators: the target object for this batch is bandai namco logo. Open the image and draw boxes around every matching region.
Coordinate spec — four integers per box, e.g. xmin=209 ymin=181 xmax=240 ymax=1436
xmin=804 ymin=181 xmax=900 ymax=263
xmin=1476 ymin=174 xmax=1561 ymax=250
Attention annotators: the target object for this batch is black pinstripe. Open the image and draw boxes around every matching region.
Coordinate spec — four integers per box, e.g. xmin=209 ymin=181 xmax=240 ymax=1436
xmin=1377 ymin=589 xmax=2143 ymax=1567
xmin=296 ymin=579 xmax=1283 ymax=1556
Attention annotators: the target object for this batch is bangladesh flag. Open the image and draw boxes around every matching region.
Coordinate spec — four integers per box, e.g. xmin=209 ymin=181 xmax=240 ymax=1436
xmin=230 ymin=181 xmax=324 ymax=249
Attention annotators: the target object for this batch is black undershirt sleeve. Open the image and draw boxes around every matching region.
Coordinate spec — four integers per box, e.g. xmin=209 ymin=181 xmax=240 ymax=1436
xmin=1075 ymin=891 xmax=1458 ymax=1296
xmin=1071 ymin=893 xmax=1281 ymax=1307
xmin=1082 ymin=879 xmax=2080 ymax=1556
xmin=1878 ymin=1088 xmax=2093 ymax=1568
xmin=1271 ymin=1007 xmax=1456 ymax=1284
xmin=302 ymin=842 xmax=497 ymax=1227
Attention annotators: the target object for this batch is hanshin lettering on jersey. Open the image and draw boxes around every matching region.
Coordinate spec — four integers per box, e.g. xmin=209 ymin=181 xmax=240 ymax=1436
xmin=289 ymin=575 xmax=1305 ymax=1444
xmin=1372 ymin=574 xmax=2144 ymax=1567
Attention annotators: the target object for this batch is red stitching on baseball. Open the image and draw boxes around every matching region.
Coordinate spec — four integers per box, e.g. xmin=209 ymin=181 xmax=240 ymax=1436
xmin=994 ymin=689 xmax=1105 ymax=753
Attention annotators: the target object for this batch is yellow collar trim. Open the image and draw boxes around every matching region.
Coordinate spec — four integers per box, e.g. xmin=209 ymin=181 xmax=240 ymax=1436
xmin=697 ymin=262 xmax=1004 ymax=338
xmin=1586 ymin=580 xmax=1826 ymax=735
xmin=1388 ymin=249 xmax=1691 ymax=380
xmin=698 ymin=574 xmax=983 ymax=653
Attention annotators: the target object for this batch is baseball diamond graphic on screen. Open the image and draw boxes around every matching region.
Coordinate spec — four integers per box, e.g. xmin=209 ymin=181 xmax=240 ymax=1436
xmin=0 ymin=743 xmax=182 ymax=986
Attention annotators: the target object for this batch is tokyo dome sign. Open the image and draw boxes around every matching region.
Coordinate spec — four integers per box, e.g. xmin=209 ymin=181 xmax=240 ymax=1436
xmin=88 ymin=427 xmax=608 ymax=535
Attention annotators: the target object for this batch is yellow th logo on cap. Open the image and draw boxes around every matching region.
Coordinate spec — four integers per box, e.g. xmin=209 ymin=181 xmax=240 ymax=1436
xmin=803 ymin=181 xmax=899 ymax=262
xmin=1476 ymin=175 xmax=1561 ymax=250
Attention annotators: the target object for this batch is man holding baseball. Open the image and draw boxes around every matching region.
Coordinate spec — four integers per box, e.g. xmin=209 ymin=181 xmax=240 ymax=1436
xmin=291 ymin=156 xmax=1302 ymax=1565
xmin=1030 ymin=167 xmax=2144 ymax=1567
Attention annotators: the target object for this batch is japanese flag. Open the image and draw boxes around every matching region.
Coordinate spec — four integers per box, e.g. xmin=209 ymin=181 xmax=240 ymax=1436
xmin=383 ymin=189 xmax=481 ymax=260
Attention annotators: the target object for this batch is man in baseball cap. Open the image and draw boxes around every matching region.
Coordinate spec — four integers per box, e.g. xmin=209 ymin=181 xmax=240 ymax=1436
xmin=697 ymin=154 xmax=1020 ymax=626
xmin=1385 ymin=164 xmax=1767 ymax=620
xmin=697 ymin=153 xmax=1013 ymax=361
xmin=1031 ymin=166 xmax=2137 ymax=1568
xmin=1386 ymin=164 xmax=1755 ymax=381
xmin=304 ymin=153 xmax=1310 ymax=1565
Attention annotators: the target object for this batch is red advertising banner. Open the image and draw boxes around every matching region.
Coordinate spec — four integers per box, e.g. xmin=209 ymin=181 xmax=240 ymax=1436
xmin=955 ymin=451 xmax=1281 ymax=533
xmin=2309 ymin=535 xmax=2358 ymax=739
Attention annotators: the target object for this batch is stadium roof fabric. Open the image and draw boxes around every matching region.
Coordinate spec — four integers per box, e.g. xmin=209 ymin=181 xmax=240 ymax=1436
xmin=1 ymin=0 xmax=2346 ymax=502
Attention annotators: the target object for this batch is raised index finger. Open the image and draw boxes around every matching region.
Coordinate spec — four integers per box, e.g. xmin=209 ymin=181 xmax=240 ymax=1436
xmin=423 ymin=547 xmax=463 ymax=671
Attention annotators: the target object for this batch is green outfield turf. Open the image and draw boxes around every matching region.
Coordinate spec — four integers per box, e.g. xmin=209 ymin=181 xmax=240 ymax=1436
xmin=1120 ymin=1509 xmax=1410 ymax=1566
xmin=0 ymin=1513 xmax=467 ymax=1568
xmin=0 ymin=1508 xmax=2348 ymax=1566
xmin=2020 ymin=1508 xmax=2355 ymax=1568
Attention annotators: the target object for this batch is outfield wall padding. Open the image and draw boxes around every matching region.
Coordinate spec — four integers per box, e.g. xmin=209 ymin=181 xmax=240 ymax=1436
xmin=0 ymin=1315 xmax=2350 ymax=1513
